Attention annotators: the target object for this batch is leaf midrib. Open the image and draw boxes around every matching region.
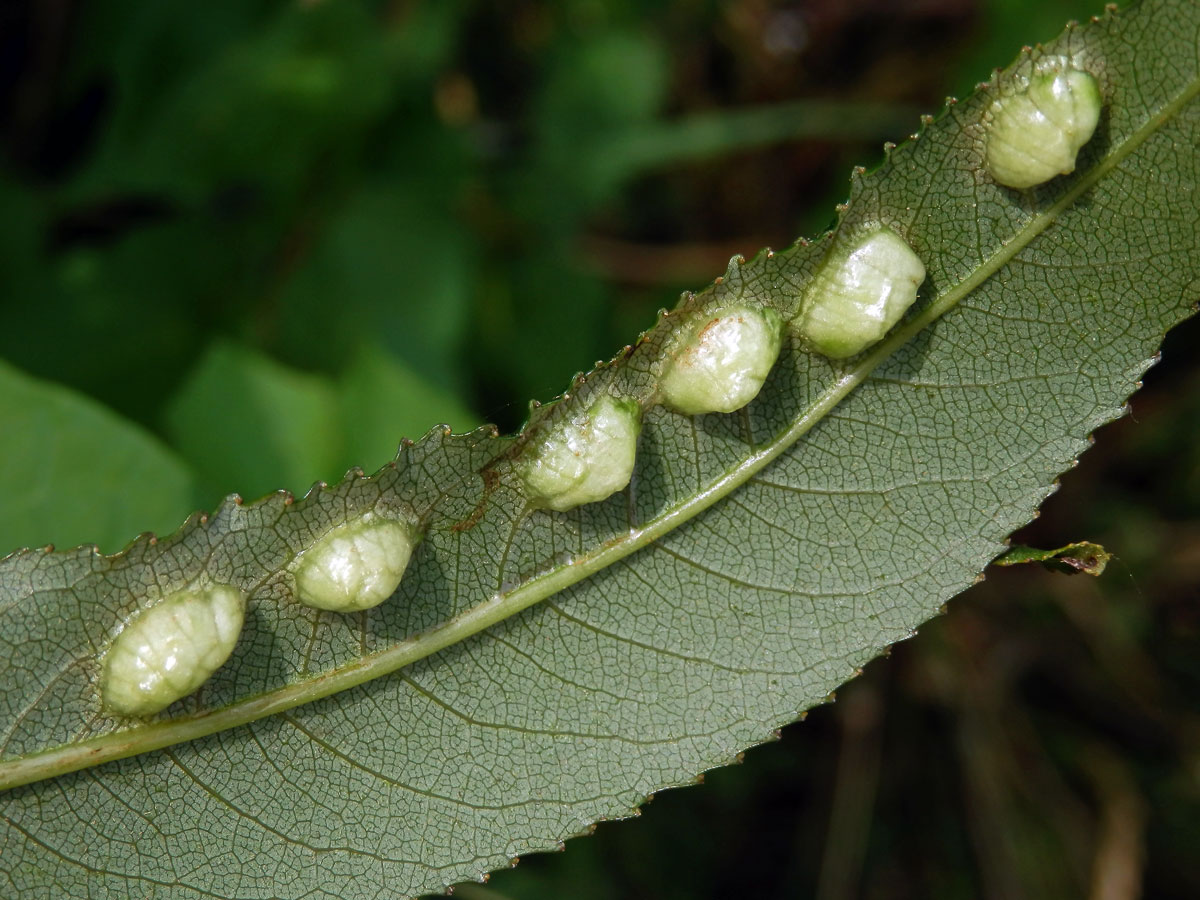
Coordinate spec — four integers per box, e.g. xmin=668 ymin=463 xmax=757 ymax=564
xmin=3 ymin=66 xmax=1196 ymax=793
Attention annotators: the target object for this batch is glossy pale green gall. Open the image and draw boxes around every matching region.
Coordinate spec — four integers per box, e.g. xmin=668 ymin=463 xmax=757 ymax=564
xmin=101 ymin=584 xmax=246 ymax=718
xmin=797 ymin=227 xmax=926 ymax=359
xmin=292 ymin=516 xmax=417 ymax=612
xmin=985 ymin=66 xmax=1102 ymax=189
xmin=660 ymin=306 xmax=783 ymax=415
xmin=519 ymin=395 xmax=642 ymax=512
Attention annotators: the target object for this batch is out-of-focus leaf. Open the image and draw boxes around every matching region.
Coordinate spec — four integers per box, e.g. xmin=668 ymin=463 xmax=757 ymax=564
xmin=164 ymin=340 xmax=340 ymax=504
xmin=339 ymin=343 xmax=480 ymax=470
xmin=0 ymin=360 xmax=194 ymax=554
xmin=275 ymin=177 xmax=479 ymax=388
xmin=69 ymin=2 xmax=394 ymax=202
xmin=591 ymin=99 xmax=924 ymax=187
xmin=528 ymin=29 xmax=669 ymax=220
xmin=475 ymin=253 xmax=612 ymax=411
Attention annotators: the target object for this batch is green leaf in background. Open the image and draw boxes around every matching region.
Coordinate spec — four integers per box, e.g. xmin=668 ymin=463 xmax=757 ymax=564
xmin=0 ymin=359 xmax=194 ymax=554
xmin=164 ymin=339 xmax=482 ymax=509
xmin=0 ymin=1 xmax=1198 ymax=898
xmin=68 ymin=1 xmax=395 ymax=202
xmin=165 ymin=339 xmax=341 ymax=505
xmin=531 ymin=29 xmax=669 ymax=217
xmin=274 ymin=177 xmax=479 ymax=387
xmin=338 ymin=343 xmax=480 ymax=466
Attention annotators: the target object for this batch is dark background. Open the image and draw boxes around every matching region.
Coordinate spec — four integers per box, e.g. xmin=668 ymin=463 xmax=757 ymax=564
xmin=2 ymin=1 xmax=1197 ymax=897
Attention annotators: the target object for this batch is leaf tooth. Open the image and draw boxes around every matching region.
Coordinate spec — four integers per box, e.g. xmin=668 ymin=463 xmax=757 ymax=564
xmin=295 ymin=479 xmax=325 ymax=505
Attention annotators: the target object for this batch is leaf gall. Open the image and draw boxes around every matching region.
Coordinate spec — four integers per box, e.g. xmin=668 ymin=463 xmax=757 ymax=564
xmin=292 ymin=516 xmax=418 ymax=612
xmin=985 ymin=63 xmax=1102 ymax=189
xmin=519 ymin=395 xmax=642 ymax=512
xmin=797 ymin=227 xmax=927 ymax=359
xmin=660 ymin=306 xmax=783 ymax=415
xmin=101 ymin=585 xmax=246 ymax=718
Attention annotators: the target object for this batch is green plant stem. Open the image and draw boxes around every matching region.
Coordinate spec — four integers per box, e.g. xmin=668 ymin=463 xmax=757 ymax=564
xmin=602 ymin=99 xmax=923 ymax=175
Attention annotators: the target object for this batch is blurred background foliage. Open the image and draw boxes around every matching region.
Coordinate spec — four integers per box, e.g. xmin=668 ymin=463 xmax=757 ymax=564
xmin=1 ymin=0 xmax=1197 ymax=897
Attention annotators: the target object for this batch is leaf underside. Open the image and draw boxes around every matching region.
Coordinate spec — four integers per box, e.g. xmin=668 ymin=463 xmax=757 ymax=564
xmin=2 ymin=1 xmax=1199 ymax=896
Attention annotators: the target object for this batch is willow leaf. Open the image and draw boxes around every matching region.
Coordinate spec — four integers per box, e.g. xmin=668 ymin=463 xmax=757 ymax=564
xmin=2 ymin=1 xmax=1198 ymax=896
